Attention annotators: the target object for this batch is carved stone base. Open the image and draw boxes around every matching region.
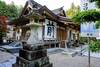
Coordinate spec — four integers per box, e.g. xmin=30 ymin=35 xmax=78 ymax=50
xmin=13 ymin=45 xmax=53 ymax=67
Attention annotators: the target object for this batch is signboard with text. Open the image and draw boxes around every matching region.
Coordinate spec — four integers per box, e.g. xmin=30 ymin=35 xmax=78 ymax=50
xmin=80 ymin=22 xmax=96 ymax=37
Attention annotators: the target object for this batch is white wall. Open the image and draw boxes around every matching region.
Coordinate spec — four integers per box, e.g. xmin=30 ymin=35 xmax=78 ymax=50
xmin=96 ymin=29 xmax=100 ymax=39
xmin=6 ymin=25 xmax=14 ymax=39
xmin=15 ymin=29 xmax=22 ymax=40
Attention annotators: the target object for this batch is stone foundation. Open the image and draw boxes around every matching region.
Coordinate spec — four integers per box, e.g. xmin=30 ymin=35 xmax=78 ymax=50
xmin=13 ymin=45 xmax=52 ymax=67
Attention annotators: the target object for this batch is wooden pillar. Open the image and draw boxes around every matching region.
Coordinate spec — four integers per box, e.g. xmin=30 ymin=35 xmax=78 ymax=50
xmin=20 ymin=28 xmax=27 ymax=40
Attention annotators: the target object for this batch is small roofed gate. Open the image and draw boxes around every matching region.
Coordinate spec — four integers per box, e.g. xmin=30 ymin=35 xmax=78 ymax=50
xmin=57 ymin=26 xmax=67 ymax=48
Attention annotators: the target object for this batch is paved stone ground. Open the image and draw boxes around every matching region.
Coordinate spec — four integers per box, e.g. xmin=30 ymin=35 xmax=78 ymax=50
xmin=0 ymin=51 xmax=15 ymax=63
xmin=0 ymin=48 xmax=100 ymax=67
xmin=49 ymin=53 xmax=100 ymax=67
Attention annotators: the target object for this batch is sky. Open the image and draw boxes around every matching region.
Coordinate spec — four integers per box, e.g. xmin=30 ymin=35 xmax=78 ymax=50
xmin=3 ymin=0 xmax=80 ymax=10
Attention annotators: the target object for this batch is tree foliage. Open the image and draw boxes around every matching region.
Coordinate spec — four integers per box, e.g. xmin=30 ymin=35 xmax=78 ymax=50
xmin=0 ymin=16 xmax=7 ymax=32
xmin=89 ymin=0 xmax=100 ymax=8
xmin=66 ymin=3 xmax=80 ymax=18
xmin=95 ymin=21 xmax=100 ymax=29
xmin=72 ymin=10 xmax=100 ymax=23
xmin=72 ymin=1 xmax=100 ymax=25
xmin=72 ymin=0 xmax=100 ymax=52
xmin=0 ymin=0 xmax=19 ymax=18
xmin=0 ymin=0 xmax=21 ymax=43
xmin=90 ymin=40 xmax=100 ymax=52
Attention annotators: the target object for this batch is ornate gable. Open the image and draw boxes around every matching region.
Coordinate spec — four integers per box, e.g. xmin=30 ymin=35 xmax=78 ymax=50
xmin=20 ymin=0 xmax=42 ymax=16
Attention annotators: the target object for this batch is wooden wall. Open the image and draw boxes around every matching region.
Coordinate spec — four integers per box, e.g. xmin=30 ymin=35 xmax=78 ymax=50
xmin=57 ymin=26 xmax=67 ymax=48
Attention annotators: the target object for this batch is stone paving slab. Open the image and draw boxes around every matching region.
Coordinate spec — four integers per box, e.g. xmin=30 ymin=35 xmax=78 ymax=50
xmin=0 ymin=48 xmax=100 ymax=67
xmin=49 ymin=53 xmax=100 ymax=67
xmin=0 ymin=51 xmax=16 ymax=63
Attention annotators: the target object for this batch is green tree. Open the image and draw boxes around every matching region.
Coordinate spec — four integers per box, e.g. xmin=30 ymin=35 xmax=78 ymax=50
xmin=90 ymin=40 xmax=100 ymax=52
xmin=72 ymin=9 xmax=100 ymax=28
xmin=66 ymin=3 xmax=80 ymax=18
xmin=72 ymin=1 xmax=100 ymax=53
xmin=0 ymin=0 xmax=21 ymax=43
xmin=72 ymin=10 xmax=100 ymax=23
xmin=96 ymin=21 xmax=100 ymax=29
xmin=89 ymin=0 xmax=100 ymax=8
xmin=72 ymin=1 xmax=100 ymax=67
xmin=0 ymin=0 xmax=19 ymax=18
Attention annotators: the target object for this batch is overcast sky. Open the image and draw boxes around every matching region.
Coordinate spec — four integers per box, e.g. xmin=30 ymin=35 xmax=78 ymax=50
xmin=3 ymin=0 xmax=80 ymax=10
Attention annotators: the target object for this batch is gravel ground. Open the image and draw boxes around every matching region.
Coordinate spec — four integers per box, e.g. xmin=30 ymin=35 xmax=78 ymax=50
xmin=49 ymin=53 xmax=100 ymax=67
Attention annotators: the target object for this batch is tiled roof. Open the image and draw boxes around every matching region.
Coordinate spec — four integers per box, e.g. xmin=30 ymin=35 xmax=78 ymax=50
xmin=52 ymin=7 xmax=64 ymax=15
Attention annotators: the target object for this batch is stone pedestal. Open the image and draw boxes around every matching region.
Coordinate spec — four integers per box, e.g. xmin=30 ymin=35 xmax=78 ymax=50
xmin=13 ymin=45 xmax=52 ymax=67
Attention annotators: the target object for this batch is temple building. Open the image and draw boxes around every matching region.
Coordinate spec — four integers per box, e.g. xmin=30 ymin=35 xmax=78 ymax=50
xmin=9 ymin=0 xmax=80 ymax=48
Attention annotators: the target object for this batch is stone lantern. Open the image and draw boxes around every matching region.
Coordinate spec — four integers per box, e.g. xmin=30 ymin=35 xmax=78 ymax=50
xmin=13 ymin=13 xmax=52 ymax=67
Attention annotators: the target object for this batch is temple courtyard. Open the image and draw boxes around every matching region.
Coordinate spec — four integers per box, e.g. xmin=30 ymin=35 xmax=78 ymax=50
xmin=49 ymin=53 xmax=100 ymax=67
xmin=0 ymin=50 xmax=100 ymax=67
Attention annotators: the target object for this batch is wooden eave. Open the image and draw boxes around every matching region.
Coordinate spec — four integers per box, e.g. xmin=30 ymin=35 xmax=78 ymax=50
xmin=38 ymin=6 xmax=72 ymax=25
xmin=67 ymin=23 xmax=80 ymax=31
xmin=23 ymin=10 xmax=44 ymax=20
xmin=8 ymin=17 xmax=29 ymax=26
xmin=22 ymin=22 xmax=42 ymax=28
xmin=38 ymin=6 xmax=58 ymax=20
